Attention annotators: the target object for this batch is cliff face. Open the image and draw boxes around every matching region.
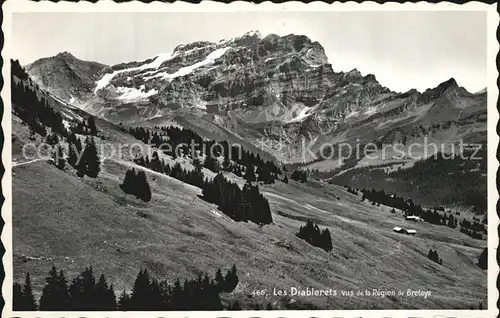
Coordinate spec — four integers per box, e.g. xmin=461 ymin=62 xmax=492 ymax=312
xmin=26 ymin=31 xmax=486 ymax=162
xmin=85 ymin=31 xmax=339 ymax=123
xmin=25 ymin=52 xmax=107 ymax=108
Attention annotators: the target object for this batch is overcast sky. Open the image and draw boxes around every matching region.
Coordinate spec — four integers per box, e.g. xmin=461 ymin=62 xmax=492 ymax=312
xmin=12 ymin=11 xmax=486 ymax=93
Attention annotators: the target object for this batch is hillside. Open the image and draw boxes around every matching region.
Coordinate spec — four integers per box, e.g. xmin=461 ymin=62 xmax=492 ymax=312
xmin=13 ymin=159 xmax=487 ymax=309
xmin=25 ymin=33 xmax=487 ymax=215
xmin=11 ymin=92 xmax=487 ymax=310
xmin=329 ymin=146 xmax=487 ymax=213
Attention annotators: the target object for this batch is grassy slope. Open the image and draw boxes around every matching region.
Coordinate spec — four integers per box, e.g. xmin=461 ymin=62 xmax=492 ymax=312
xmin=12 ymin=157 xmax=486 ymax=309
xmin=10 ymin=94 xmax=487 ymax=309
xmin=131 ymin=109 xmax=276 ymax=163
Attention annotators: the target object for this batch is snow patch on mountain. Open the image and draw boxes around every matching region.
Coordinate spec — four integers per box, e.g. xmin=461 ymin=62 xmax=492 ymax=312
xmin=94 ymin=52 xmax=176 ymax=93
xmin=363 ymin=106 xmax=378 ymax=116
xmin=145 ymin=47 xmax=231 ymax=82
xmin=287 ymin=105 xmax=316 ymax=123
xmin=213 ymin=114 xmax=226 ymax=126
xmin=94 ymin=73 xmax=115 ymax=93
xmin=115 ymin=85 xmax=158 ymax=102
xmin=192 ymin=96 xmax=208 ymax=110
xmin=345 ymin=110 xmax=360 ymax=119
xmin=304 ymin=49 xmax=323 ymax=68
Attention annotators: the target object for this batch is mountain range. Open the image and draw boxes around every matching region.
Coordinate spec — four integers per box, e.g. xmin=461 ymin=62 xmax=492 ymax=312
xmin=25 ymin=30 xmax=487 ymax=209
xmin=26 ymin=31 xmax=486 ymax=162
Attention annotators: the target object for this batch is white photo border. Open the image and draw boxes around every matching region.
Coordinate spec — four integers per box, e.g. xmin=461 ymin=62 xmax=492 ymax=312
xmin=1 ymin=1 xmax=498 ymax=317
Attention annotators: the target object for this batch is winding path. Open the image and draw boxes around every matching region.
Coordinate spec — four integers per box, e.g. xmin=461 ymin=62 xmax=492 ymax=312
xmin=12 ymin=158 xmax=50 ymax=168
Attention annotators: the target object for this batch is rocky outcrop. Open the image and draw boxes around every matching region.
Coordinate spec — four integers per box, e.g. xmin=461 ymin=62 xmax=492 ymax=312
xmin=25 ymin=52 xmax=107 ymax=106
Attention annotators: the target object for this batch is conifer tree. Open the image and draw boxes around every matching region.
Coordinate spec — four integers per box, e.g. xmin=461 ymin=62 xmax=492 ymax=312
xmin=83 ymin=137 xmax=100 ymax=178
xmin=214 ymin=268 xmax=224 ymax=292
xmin=95 ymin=274 xmax=117 ymax=310
xmin=136 ymin=170 xmax=152 ymax=202
xmin=107 ymin=284 xmax=117 ymax=310
xmin=130 ymin=269 xmax=152 ymax=310
xmin=76 ymin=151 xmax=87 ymax=178
xmin=297 ymin=220 xmax=332 ymax=252
xmin=87 ymin=116 xmax=98 ymax=136
xmin=68 ymin=276 xmax=83 ymax=310
xmin=13 ymin=283 xmax=24 ymax=311
xmin=171 ymin=278 xmax=183 ymax=309
xmin=320 ymin=229 xmax=333 ymax=252
xmin=39 ymin=265 xmax=70 ymax=310
xmin=53 ymin=145 xmax=65 ymax=170
xmin=291 ymin=170 xmax=307 ymax=182
xmin=244 ymin=165 xmax=256 ymax=183
xmin=118 ymin=290 xmax=131 ymax=311
xmin=478 ymin=248 xmax=487 ymax=269
xmin=257 ymin=165 xmax=273 ymax=183
xmin=46 ymin=132 xmax=59 ymax=146
xmin=68 ymin=266 xmax=95 ymax=310
xmin=57 ymin=270 xmax=71 ymax=309
xmin=68 ymin=142 xmax=78 ymax=167
xmin=120 ymin=168 xmax=136 ymax=194
xmin=190 ymin=159 xmax=205 ymax=188
xmin=81 ymin=267 xmax=96 ymax=302
xmin=16 ymin=263 xmax=237 ymax=311
xmin=120 ymin=168 xmax=152 ymax=201
xmin=300 ymin=171 xmax=307 ymax=182
xmin=202 ymin=273 xmax=211 ymax=288
xmin=75 ymin=136 xmax=83 ymax=152
xmin=22 ymin=272 xmax=38 ymax=310
xmin=203 ymin=151 xmax=219 ymax=173
xmin=222 ymin=155 xmax=232 ymax=172
xmin=427 ymin=249 xmax=443 ymax=264
xmin=39 ymin=265 xmax=59 ymax=310
xmin=223 ymin=265 xmax=239 ymax=292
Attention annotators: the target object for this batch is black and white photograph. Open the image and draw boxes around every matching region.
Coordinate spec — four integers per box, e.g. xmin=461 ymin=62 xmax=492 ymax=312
xmin=3 ymin=1 xmax=498 ymax=315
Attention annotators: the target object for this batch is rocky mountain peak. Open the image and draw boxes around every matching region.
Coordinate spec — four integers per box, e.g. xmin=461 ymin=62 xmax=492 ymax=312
xmin=55 ymin=51 xmax=77 ymax=61
xmin=364 ymin=73 xmax=377 ymax=82
xmin=231 ymin=30 xmax=262 ymax=47
xmin=440 ymin=77 xmax=458 ymax=89
xmin=173 ymin=41 xmax=215 ymax=54
xmin=346 ymin=68 xmax=363 ymax=78
xmin=419 ymin=77 xmax=462 ymax=102
xmin=240 ymin=30 xmax=262 ymax=39
xmin=25 ymin=52 xmax=107 ymax=106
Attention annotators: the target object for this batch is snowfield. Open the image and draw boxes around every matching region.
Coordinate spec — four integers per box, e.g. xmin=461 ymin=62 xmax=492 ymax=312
xmin=144 ymin=47 xmax=231 ymax=82
xmin=115 ymin=85 xmax=158 ymax=102
xmin=94 ymin=46 xmax=232 ymax=102
xmin=93 ymin=52 xmax=176 ymax=93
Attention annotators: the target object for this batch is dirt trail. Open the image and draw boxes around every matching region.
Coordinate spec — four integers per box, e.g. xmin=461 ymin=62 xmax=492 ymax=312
xmin=12 ymin=158 xmax=49 ymax=168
